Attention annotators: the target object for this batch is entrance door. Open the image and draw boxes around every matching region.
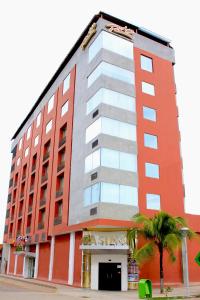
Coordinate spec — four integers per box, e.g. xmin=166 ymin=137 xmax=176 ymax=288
xmin=99 ymin=263 xmax=121 ymax=291
xmin=27 ymin=257 xmax=35 ymax=278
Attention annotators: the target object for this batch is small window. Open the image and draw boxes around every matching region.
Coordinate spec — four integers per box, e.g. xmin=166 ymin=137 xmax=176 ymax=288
xmin=143 ymin=106 xmax=156 ymax=122
xmin=36 ymin=112 xmax=41 ymax=127
xmin=34 ymin=135 xmax=39 ymax=147
xmin=27 ymin=126 xmax=32 ymax=140
xmin=144 ymin=133 xmax=158 ymax=149
xmin=61 ymin=101 xmax=69 ymax=117
xmin=141 ymin=55 xmax=153 ymax=72
xmin=25 ymin=147 xmax=29 ymax=158
xmin=46 ymin=120 xmax=52 ymax=134
xmin=19 ymin=138 xmax=22 ymax=150
xmin=146 ymin=193 xmax=160 ymax=210
xmin=48 ymin=95 xmax=54 ymax=113
xmin=63 ymin=73 xmax=70 ymax=94
xmin=145 ymin=162 xmax=159 ymax=178
xmin=17 ymin=157 xmax=21 ymax=166
xmin=142 ymin=82 xmax=155 ymax=96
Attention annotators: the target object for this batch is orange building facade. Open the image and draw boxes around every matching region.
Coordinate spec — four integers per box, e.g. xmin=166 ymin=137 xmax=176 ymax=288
xmin=2 ymin=12 xmax=200 ymax=290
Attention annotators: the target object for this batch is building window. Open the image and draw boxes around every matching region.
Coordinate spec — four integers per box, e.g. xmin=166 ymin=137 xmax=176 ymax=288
xmin=86 ymin=88 xmax=135 ymax=115
xmin=38 ymin=208 xmax=45 ymax=229
xmin=141 ymin=55 xmax=153 ymax=72
xmin=19 ymin=138 xmax=22 ymax=150
xmin=54 ymin=200 xmax=63 ymax=220
xmin=145 ymin=162 xmax=159 ymax=178
xmin=25 ymin=147 xmax=29 ymax=157
xmin=142 ymin=82 xmax=155 ymax=96
xmin=63 ymin=73 xmax=70 ymax=94
xmin=34 ymin=135 xmax=39 ymax=147
xmin=32 ymin=154 xmax=37 ymax=172
xmin=27 ymin=126 xmax=32 ymax=140
xmin=61 ymin=101 xmax=69 ymax=117
xmin=146 ymin=193 xmax=160 ymax=210
xmin=144 ymin=133 xmax=158 ymax=149
xmin=48 ymin=95 xmax=54 ymax=113
xmin=17 ymin=157 xmax=21 ymax=166
xmin=43 ymin=140 xmax=51 ymax=161
xmin=88 ymin=61 xmax=134 ymax=88
xmin=85 ymin=149 xmax=100 ymax=173
xmin=143 ymin=106 xmax=156 ymax=122
xmin=88 ymin=30 xmax=133 ymax=62
xmin=84 ymin=182 xmax=138 ymax=207
xmin=85 ymin=117 xmax=136 ymax=144
xmin=46 ymin=120 xmax=52 ymax=134
xmin=36 ymin=112 xmax=41 ymax=127
xmin=85 ymin=148 xmax=137 ymax=173
xmin=56 ymin=175 xmax=64 ymax=197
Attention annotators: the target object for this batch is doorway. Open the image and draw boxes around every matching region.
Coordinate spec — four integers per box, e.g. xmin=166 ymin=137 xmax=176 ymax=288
xmin=99 ymin=263 xmax=121 ymax=291
xmin=27 ymin=257 xmax=35 ymax=278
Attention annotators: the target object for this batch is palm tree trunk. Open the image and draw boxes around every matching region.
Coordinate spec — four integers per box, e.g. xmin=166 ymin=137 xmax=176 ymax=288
xmin=159 ymin=245 xmax=164 ymax=293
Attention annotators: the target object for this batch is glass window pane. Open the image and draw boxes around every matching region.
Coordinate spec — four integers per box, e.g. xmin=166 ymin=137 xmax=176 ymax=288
xmin=92 ymin=149 xmax=100 ymax=170
xmin=146 ymin=193 xmax=160 ymax=210
xmin=119 ymin=121 xmax=136 ymax=141
xmin=88 ymin=31 xmax=133 ymax=63
xmin=145 ymin=163 xmax=159 ymax=178
xmin=101 ymin=182 xmax=119 ymax=203
xmin=141 ymin=55 xmax=153 ymax=72
xmin=101 ymin=148 xmax=119 ymax=169
xmin=88 ymin=32 xmax=103 ymax=62
xmin=85 ymin=118 xmax=101 ymax=143
xmin=36 ymin=113 xmax=41 ymax=127
xmin=119 ymin=152 xmax=137 ymax=172
xmin=46 ymin=120 xmax=52 ymax=134
xmin=143 ymin=106 xmax=156 ymax=121
xmin=84 ymin=187 xmax=91 ymax=207
xmin=101 ymin=117 xmax=119 ymax=137
xmin=63 ymin=73 xmax=70 ymax=94
xmin=86 ymin=89 xmax=102 ymax=114
xmin=91 ymin=183 xmax=100 ymax=204
xmin=142 ymin=82 xmax=155 ymax=96
xmin=120 ymin=185 xmax=138 ymax=206
xmin=144 ymin=133 xmax=158 ymax=149
xmin=48 ymin=95 xmax=54 ymax=113
xmin=88 ymin=62 xmax=134 ymax=87
xmin=85 ymin=154 xmax=93 ymax=173
xmin=61 ymin=101 xmax=69 ymax=116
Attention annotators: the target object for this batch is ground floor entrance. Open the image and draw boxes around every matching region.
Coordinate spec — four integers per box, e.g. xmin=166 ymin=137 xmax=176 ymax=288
xmin=27 ymin=257 xmax=35 ymax=278
xmin=99 ymin=263 xmax=121 ymax=291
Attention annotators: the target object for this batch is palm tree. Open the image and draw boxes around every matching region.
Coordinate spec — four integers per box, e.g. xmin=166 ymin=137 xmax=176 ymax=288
xmin=128 ymin=211 xmax=194 ymax=293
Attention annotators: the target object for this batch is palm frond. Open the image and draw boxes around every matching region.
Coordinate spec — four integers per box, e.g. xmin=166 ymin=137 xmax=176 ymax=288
xmin=134 ymin=242 xmax=155 ymax=265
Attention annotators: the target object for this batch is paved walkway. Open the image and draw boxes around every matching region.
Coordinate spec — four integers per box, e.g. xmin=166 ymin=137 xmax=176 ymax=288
xmin=1 ymin=274 xmax=200 ymax=299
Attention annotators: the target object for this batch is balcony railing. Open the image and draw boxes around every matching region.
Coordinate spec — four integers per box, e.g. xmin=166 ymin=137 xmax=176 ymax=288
xmin=43 ymin=152 xmax=50 ymax=162
xmin=41 ymin=174 xmax=48 ymax=183
xmin=26 ymin=227 xmax=31 ymax=234
xmin=32 ymin=164 xmax=36 ymax=172
xmin=54 ymin=216 xmax=62 ymax=225
xmin=57 ymin=161 xmax=65 ymax=173
xmin=29 ymin=185 xmax=34 ymax=193
xmin=28 ymin=205 xmax=33 ymax=213
xmin=38 ymin=223 xmax=44 ymax=230
xmin=40 ymin=198 xmax=46 ymax=207
xmin=59 ymin=137 xmax=66 ymax=148
xmin=56 ymin=190 xmax=63 ymax=198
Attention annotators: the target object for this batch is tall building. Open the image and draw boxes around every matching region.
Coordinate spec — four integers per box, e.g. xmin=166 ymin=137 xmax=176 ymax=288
xmin=2 ymin=12 xmax=200 ymax=290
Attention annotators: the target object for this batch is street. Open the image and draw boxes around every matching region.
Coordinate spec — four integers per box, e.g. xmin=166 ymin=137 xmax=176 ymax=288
xmin=1 ymin=276 xmax=200 ymax=300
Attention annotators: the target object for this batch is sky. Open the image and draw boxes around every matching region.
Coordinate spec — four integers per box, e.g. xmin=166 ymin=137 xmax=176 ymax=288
xmin=0 ymin=0 xmax=199 ymax=243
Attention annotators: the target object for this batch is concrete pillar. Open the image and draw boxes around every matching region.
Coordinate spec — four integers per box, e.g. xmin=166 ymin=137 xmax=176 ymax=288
xmin=6 ymin=244 xmax=11 ymax=275
xmin=48 ymin=237 xmax=55 ymax=281
xmin=34 ymin=243 xmax=39 ymax=279
xmin=68 ymin=232 xmax=75 ymax=285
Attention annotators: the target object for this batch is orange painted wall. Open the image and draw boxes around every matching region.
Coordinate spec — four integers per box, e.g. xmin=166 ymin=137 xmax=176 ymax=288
xmin=16 ymin=255 xmax=24 ymax=275
xmin=52 ymin=234 xmax=70 ymax=283
xmin=37 ymin=242 xmax=50 ymax=280
xmin=9 ymin=246 xmax=15 ymax=274
xmin=73 ymin=231 xmax=82 ymax=286
xmin=134 ymin=47 xmax=185 ymax=283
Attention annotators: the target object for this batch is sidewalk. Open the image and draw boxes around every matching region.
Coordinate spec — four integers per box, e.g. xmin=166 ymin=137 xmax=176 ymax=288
xmin=1 ymin=274 xmax=200 ymax=299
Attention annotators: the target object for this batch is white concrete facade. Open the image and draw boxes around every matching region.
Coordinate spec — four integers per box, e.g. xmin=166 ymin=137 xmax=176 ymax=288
xmin=91 ymin=253 xmax=128 ymax=291
xmin=68 ymin=232 xmax=75 ymax=285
